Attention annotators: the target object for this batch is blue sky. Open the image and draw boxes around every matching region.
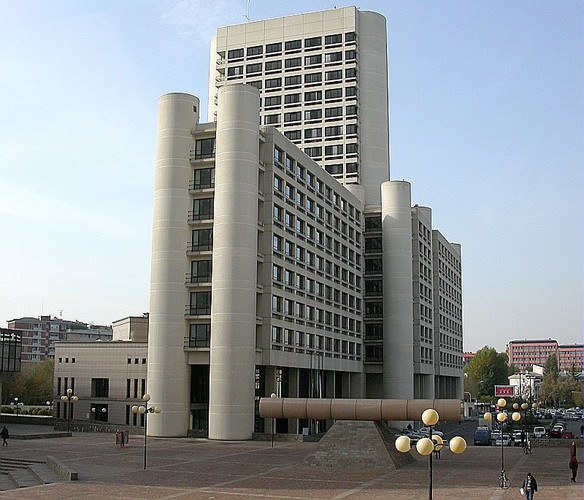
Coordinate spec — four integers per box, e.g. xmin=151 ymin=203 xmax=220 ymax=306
xmin=0 ymin=0 xmax=581 ymax=352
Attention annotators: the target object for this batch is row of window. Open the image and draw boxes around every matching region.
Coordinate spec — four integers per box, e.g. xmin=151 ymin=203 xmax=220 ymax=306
xmin=271 ymin=326 xmax=361 ymax=356
xmin=265 ymin=105 xmax=358 ymax=125
xmin=272 ymin=295 xmax=361 ymax=327
xmin=264 ymin=87 xmax=357 ymax=108
xmin=273 ymin=146 xmax=361 ymax=222
xmin=235 ymin=50 xmax=357 ymax=75
xmin=239 ymin=69 xmax=358 ymax=87
xmin=225 ymin=32 xmax=356 ymax=60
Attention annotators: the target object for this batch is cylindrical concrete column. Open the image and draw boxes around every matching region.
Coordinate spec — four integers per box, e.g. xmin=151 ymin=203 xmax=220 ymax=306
xmin=358 ymin=11 xmax=390 ymax=206
xmin=381 ymin=180 xmax=413 ymax=399
xmin=148 ymin=93 xmax=199 ymax=436
xmin=208 ymin=84 xmax=260 ymax=440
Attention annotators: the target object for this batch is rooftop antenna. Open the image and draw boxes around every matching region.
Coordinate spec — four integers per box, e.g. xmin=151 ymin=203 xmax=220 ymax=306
xmin=244 ymin=0 xmax=251 ymax=21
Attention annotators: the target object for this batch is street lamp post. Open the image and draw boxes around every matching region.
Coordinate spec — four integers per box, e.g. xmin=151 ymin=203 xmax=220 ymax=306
xmin=270 ymin=392 xmax=277 ymax=448
xmin=10 ymin=398 xmax=24 ymax=417
xmin=484 ymin=398 xmax=521 ymax=488
xmin=132 ymin=394 xmax=161 ymax=470
xmin=395 ymin=408 xmax=467 ymax=500
xmin=60 ymin=388 xmax=78 ymax=434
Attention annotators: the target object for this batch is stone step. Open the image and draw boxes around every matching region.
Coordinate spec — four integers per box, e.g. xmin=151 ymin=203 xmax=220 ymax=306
xmin=7 ymin=467 xmax=41 ymax=488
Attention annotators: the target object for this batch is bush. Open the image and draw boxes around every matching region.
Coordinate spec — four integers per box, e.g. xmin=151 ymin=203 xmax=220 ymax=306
xmin=1 ymin=407 xmax=14 ymax=414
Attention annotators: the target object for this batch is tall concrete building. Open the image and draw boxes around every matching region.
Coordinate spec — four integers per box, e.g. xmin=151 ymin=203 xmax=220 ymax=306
xmin=146 ymin=7 xmax=463 ymax=440
xmin=208 ymin=6 xmax=389 ymax=207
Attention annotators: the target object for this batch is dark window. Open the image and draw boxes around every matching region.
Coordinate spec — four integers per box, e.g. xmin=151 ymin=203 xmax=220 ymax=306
xmin=189 ymin=291 xmax=211 ymax=315
xmin=193 ymin=168 xmax=214 ymax=189
xmin=346 ymin=86 xmax=357 ymax=97
xmin=325 ymin=164 xmax=343 ymax=175
xmin=284 ymin=130 xmax=301 ymax=141
xmin=246 ymin=63 xmax=262 ymax=74
xmin=365 ymin=258 xmax=383 ymax=274
xmin=365 ymin=216 xmax=382 ymax=230
xmin=91 ymin=378 xmax=109 ymax=398
xmin=227 ymin=66 xmax=243 ymax=77
xmin=304 ymin=128 xmax=322 ymax=139
xmin=189 ymin=324 xmax=211 ymax=348
xmin=264 ymin=114 xmax=280 ymax=125
xmin=266 ymin=42 xmax=282 ymax=53
xmin=346 ymin=123 xmax=358 ymax=135
xmin=346 ymin=105 xmax=357 ymax=116
xmin=305 ymin=55 xmax=322 ymax=65
xmin=284 ymin=112 xmax=301 ymax=123
xmin=305 ymin=73 xmax=322 ymax=84
xmin=325 ymin=144 xmax=343 ymax=155
xmin=346 ymin=143 xmax=358 ymax=154
xmin=304 ymin=91 xmax=322 ymax=102
xmin=265 ymin=60 xmax=282 ymax=71
xmin=325 ymin=88 xmax=343 ymax=100
xmin=191 ymin=228 xmax=212 ymax=251
xmin=305 ymin=36 xmax=322 ymax=48
xmin=194 ymin=138 xmax=215 ymax=159
xmin=189 ymin=260 xmax=212 ymax=283
xmin=265 ymin=96 xmax=281 ymax=106
xmin=285 ymin=39 xmax=302 ymax=51
xmin=285 ymin=57 xmax=301 ymax=68
xmin=345 ymin=32 xmax=356 ymax=42
xmin=191 ymin=198 xmax=214 ymax=220
xmin=325 ymin=125 xmax=342 ymax=137
xmin=305 ymin=147 xmax=322 ymax=158
xmin=285 ymin=75 xmax=302 ymax=87
xmin=247 ymin=45 xmax=263 ymax=56
xmin=265 ymin=78 xmax=282 ymax=89
xmin=304 ymin=109 xmax=322 ymax=120
xmin=325 ymin=70 xmax=342 ymax=81
xmin=325 ymin=107 xmax=343 ymax=118
xmin=325 ymin=52 xmax=343 ymax=63
xmin=284 ymin=93 xmax=301 ymax=104
xmin=227 ymin=48 xmax=244 ymax=59
xmin=345 ymin=50 xmax=356 ymax=61
xmin=325 ymin=34 xmax=343 ymax=45
xmin=346 ymin=68 xmax=357 ymax=78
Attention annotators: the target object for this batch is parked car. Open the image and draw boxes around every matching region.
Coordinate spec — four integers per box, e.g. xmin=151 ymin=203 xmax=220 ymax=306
xmin=495 ymin=434 xmax=512 ymax=446
xmin=474 ymin=427 xmax=492 ymax=446
xmin=533 ymin=426 xmax=547 ymax=438
xmin=513 ymin=430 xmax=526 ymax=446
xmin=562 ymin=431 xmax=575 ymax=439
xmin=550 ymin=425 xmax=564 ymax=438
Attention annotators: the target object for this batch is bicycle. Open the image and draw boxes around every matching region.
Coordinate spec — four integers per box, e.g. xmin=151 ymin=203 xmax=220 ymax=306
xmin=499 ymin=469 xmax=511 ymax=489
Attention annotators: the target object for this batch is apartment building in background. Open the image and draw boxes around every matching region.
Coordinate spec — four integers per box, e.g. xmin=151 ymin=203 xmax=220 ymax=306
xmin=7 ymin=315 xmax=112 ymax=362
xmin=507 ymin=339 xmax=584 ymax=372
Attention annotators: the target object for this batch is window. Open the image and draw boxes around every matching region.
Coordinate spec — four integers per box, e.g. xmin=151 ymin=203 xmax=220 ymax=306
xmin=274 ymin=147 xmax=284 ymax=164
xmin=345 ymin=32 xmax=356 ymax=42
xmin=192 ymin=198 xmax=213 ymax=220
xmin=248 ymin=80 xmax=262 ymax=89
xmin=325 ymin=125 xmax=342 ymax=137
xmin=91 ymin=378 xmax=109 ymax=398
xmin=325 ymin=52 xmax=343 ymax=63
xmin=265 ymin=60 xmax=282 ymax=71
xmin=285 ymin=57 xmax=301 ymax=68
xmin=346 ymin=162 xmax=358 ymax=173
xmin=285 ymin=75 xmax=301 ymax=87
xmin=284 ymin=111 xmax=301 ymax=123
xmin=346 ymin=86 xmax=357 ymax=97
xmin=284 ymin=240 xmax=294 ymax=257
xmin=247 ymin=45 xmax=263 ymax=56
xmin=284 ymin=93 xmax=301 ymax=104
xmin=266 ymin=42 xmax=282 ymax=53
xmin=325 ymin=88 xmax=342 ymax=100
xmin=325 ymin=164 xmax=343 ymax=175
xmin=304 ymin=128 xmax=322 ymax=139
xmin=325 ymin=107 xmax=343 ymax=118
xmin=189 ymin=324 xmax=210 ymax=348
xmin=346 ymin=105 xmax=357 ymax=116
xmin=274 ymin=175 xmax=283 ymax=192
xmin=305 ymin=147 xmax=322 ymax=158
xmin=273 ymin=234 xmax=283 ymax=251
xmin=284 ymin=183 xmax=294 ymax=200
xmin=325 ymin=70 xmax=342 ymax=81
xmin=265 ymin=96 xmax=281 ymax=107
xmin=284 ymin=130 xmax=301 ymax=141
xmin=304 ymin=91 xmax=322 ymax=102
xmin=192 ymin=169 xmax=214 ymax=191
xmin=346 ymin=143 xmax=358 ymax=154
xmin=305 ymin=36 xmax=322 ymax=48
xmin=194 ymin=138 xmax=215 ymax=159
xmin=191 ymin=228 xmax=212 ymax=251
xmin=296 ymin=163 xmax=305 ymax=180
xmin=345 ymin=50 xmax=357 ymax=61
xmin=284 ymin=211 xmax=294 ymax=228
xmin=325 ymin=34 xmax=343 ymax=45
xmin=305 ymin=55 xmax=322 ymax=65
xmin=227 ymin=48 xmax=244 ymax=59
xmin=346 ymin=68 xmax=357 ymax=78
xmin=304 ymin=73 xmax=322 ymax=84
xmin=346 ymin=124 xmax=358 ymax=135
xmin=272 ymin=264 xmax=283 ymax=282
xmin=189 ymin=291 xmax=211 ymax=315
xmin=273 ymin=204 xmax=283 ymax=221
xmin=264 ymin=114 xmax=280 ymax=125
xmin=304 ymin=109 xmax=322 ymax=120
xmin=265 ymin=78 xmax=282 ymax=89
xmin=246 ymin=63 xmax=262 ymax=74
xmin=285 ymin=39 xmax=302 ymax=51
xmin=227 ymin=66 xmax=243 ymax=77
xmin=189 ymin=260 xmax=212 ymax=283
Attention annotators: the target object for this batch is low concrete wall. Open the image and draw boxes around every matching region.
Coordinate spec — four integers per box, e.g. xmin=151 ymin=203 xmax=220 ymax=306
xmin=0 ymin=415 xmax=54 ymax=426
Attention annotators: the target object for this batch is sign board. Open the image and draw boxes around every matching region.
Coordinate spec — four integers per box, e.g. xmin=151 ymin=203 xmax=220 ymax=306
xmin=0 ymin=329 xmax=21 ymax=372
xmin=494 ymin=385 xmax=514 ymax=397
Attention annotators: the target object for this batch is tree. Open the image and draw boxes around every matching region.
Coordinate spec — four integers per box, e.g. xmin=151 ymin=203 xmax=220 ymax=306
xmin=465 ymin=346 xmax=511 ymax=401
xmin=1 ymin=359 xmax=54 ymax=405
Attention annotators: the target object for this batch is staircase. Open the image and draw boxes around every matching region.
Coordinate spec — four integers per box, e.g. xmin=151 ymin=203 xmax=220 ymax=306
xmin=0 ymin=457 xmax=65 ymax=490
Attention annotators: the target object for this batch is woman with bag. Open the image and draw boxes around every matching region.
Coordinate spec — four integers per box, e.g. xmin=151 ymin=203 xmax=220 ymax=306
xmin=521 ymin=472 xmax=538 ymax=499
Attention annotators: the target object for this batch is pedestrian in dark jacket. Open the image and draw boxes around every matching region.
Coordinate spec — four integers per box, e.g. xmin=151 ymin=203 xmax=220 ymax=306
xmin=1 ymin=426 xmax=9 ymax=446
xmin=570 ymin=441 xmax=578 ymax=482
xmin=521 ymin=472 xmax=538 ymax=500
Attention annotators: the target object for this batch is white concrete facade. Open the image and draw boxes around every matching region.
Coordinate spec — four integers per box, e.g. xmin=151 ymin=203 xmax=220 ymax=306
xmin=209 ymin=7 xmax=390 ymax=207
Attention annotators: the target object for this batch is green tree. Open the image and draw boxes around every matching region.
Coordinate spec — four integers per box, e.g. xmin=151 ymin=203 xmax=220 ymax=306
xmin=465 ymin=346 xmax=511 ymax=401
xmin=540 ymin=354 xmax=560 ymax=406
xmin=1 ymin=359 xmax=54 ymax=405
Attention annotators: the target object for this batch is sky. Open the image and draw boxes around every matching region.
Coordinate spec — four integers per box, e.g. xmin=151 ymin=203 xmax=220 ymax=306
xmin=0 ymin=0 xmax=581 ymax=353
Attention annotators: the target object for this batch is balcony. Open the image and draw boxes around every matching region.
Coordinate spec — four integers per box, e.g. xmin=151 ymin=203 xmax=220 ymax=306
xmin=188 ymin=179 xmax=215 ymax=192
xmin=185 ymin=273 xmax=212 ymax=286
xmin=185 ymin=306 xmax=211 ymax=316
xmin=188 ymin=211 xmax=214 ymax=223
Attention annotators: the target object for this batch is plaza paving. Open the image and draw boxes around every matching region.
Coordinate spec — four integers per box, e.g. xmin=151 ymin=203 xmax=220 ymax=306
xmin=0 ymin=422 xmax=582 ymax=499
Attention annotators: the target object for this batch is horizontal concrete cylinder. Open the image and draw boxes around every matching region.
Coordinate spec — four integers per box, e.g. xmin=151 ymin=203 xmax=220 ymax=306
xmin=259 ymin=398 xmax=462 ymax=422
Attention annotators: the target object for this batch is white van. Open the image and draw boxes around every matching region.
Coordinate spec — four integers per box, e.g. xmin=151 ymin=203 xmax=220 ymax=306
xmin=533 ymin=426 xmax=546 ymax=438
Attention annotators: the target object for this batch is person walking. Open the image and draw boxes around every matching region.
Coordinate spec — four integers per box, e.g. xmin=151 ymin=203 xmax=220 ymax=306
xmin=521 ymin=472 xmax=538 ymax=500
xmin=570 ymin=441 xmax=578 ymax=482
xmin=1 ymin=426 xmax=9 ymax=446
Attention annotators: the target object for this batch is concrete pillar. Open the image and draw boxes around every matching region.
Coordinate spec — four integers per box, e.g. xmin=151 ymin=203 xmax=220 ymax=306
xmin=381 ymin=180 xmax=413 ymax=399
xmin=148 ymin=93 xmax=199 ymax=436
xmin=208 ymin=84 xmax=260 ymax=440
